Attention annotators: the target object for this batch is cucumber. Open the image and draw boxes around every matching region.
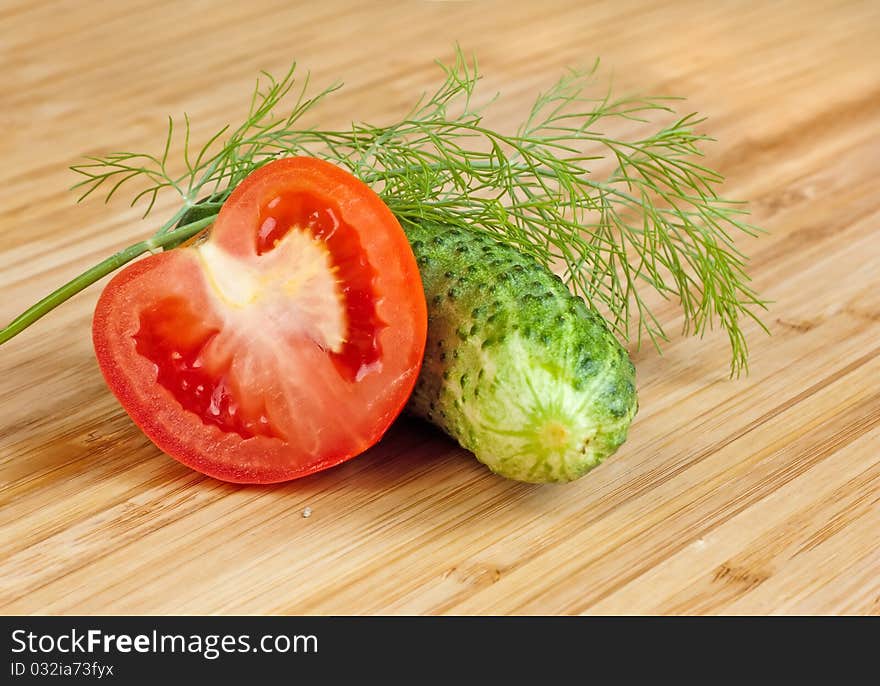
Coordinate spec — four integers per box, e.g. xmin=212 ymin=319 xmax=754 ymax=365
xmin=405 ymin=223 xmax=638 ymax=483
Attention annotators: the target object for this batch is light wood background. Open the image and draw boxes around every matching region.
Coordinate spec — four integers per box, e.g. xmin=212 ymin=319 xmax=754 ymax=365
xmin=1 ymin=0 xmax=878 ymax=615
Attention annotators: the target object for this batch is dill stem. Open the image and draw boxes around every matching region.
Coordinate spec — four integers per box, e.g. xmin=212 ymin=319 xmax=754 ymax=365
xmin=0 ymin=216 xmax=215 ymax=345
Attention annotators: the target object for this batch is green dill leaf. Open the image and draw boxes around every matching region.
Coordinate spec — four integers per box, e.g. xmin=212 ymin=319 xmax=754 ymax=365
xmin=20 ymin=49 xmax=768 ymax=374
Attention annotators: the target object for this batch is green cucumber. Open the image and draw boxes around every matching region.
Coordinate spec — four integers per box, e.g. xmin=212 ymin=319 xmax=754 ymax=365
xmin=405 ymin=223 xmax=638 ymax=483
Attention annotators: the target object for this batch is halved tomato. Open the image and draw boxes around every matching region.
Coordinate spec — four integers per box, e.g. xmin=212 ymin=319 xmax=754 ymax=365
xmin=93 ymin=157 xmax=427 ymax=483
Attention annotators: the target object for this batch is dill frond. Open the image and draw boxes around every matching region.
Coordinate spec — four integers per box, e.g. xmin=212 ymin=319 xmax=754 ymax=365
xmin=8 ymin=49 xmax=767 ymax=373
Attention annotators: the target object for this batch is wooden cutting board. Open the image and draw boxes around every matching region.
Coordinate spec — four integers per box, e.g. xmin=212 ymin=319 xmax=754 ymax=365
xmin=1 ymin=0 xmax=878 ymax=615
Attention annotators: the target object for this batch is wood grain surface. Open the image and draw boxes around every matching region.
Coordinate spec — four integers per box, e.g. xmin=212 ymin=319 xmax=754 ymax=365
xmin=1 ymin=0 xmax=878 ymax=615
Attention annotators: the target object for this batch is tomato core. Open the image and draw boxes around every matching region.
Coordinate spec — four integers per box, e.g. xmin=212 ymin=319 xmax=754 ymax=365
xmin=132 ymin=191 xmax=388 ymax=440
xmin=256 ymin=192 xmax=385 ymax=380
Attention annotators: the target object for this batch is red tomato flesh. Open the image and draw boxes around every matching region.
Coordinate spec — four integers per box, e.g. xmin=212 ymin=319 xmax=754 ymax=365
xmin=93 ymin=158 xmax=427 ymax=483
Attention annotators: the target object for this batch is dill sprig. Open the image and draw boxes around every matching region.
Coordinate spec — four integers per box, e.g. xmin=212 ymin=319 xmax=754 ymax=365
xmin=1 ymin=49 xmax=766 ymax=374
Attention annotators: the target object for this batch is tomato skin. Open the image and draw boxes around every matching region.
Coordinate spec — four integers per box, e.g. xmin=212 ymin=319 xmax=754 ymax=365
xmin=93 ymin=157 xmax=427 ymax=483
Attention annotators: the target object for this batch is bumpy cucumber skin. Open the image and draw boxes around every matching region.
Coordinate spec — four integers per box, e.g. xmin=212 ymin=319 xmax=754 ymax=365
xmin=405 ymin=223 xmax=638 ymax=483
